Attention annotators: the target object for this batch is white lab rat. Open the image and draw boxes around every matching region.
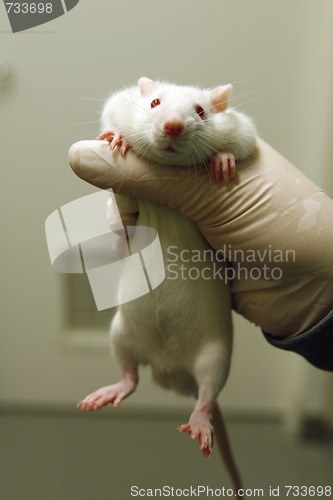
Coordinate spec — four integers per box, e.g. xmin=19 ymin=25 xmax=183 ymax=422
xmin=78 ymin=77 xmax=257 ymax=495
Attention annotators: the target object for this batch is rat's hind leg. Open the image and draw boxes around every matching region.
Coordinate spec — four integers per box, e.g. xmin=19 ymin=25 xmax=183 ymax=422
xmin=177 ymin=341 xmax=230 ymax=458
xmin=78 ymin=313 xmax=139 ymax=411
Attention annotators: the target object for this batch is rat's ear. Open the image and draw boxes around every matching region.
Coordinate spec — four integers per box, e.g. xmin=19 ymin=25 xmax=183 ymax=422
xmin=210 ymin=84 xmax=233 ymax=112
xmin=138 ymin=77 xmax=156 ymax=96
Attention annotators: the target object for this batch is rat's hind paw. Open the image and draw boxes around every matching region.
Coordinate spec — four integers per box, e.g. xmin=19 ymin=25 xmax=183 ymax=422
xmin=209 ymin=152 xmax=235 ymax=183
xmin=77 ymin=379 xmax=137 ymax=411
xmin=177 ymin=420 xmax=214 ymax=458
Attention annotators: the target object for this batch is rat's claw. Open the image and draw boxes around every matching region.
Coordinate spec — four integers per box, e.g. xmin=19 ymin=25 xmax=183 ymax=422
xmin=177 ymin=423 xmax=191 ymax=434
xmin=178 ymin=419 xmax=213 ymax=457
xmin=97 ymin=130 xmax=114 ymax=141
xmin=120 ymin=142 xmax=131 ymax=157
xmin=209 ymin=157 xmax=221 ymax=183
xmin=109 ymin=133 xmax=122 ymax=150
xmin=209 ymin=152 xmax=236 ymax=183
xmin=202 ymin=444 xmax=212 ymax=458
xmin=227 ymin=155 xmax=236 ymax=177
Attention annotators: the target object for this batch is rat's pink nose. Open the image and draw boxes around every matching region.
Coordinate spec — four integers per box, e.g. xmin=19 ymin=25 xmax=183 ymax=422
xmin=164 ymin=121 xmax=184 ymax=136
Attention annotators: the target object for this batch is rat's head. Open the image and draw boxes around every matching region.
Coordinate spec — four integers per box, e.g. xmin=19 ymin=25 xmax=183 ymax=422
xmin=133 ymin=77 xmax=233 ymax=166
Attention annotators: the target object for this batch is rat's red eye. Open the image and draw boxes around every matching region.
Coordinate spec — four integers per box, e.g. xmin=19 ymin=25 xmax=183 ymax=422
xmin=151 ymin=98 xmax=161 ymax=109
xmin=195 ymin=105 xmax=205 ymax=119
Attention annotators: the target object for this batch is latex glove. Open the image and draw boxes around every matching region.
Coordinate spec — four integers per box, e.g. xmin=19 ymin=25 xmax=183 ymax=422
xmin=68 ymin=138 xmax=333 ymax=338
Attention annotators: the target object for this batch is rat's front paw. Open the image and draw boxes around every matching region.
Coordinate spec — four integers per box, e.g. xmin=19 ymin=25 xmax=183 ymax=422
xmin=97 ymin=130 xmax=131 ymax=157
xmin=209 ymin=152 xmax=235 ymax=183
xmin=177 ymin=419 xmax=214 ymax=457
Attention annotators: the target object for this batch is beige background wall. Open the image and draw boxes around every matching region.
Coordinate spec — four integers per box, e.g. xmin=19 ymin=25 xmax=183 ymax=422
xmin=1 ymin=0 xmax=332 ymax=422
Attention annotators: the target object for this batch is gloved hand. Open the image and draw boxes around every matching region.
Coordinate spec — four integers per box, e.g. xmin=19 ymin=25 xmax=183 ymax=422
xmin=68 ymin=137 xmax=333 ymax=339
